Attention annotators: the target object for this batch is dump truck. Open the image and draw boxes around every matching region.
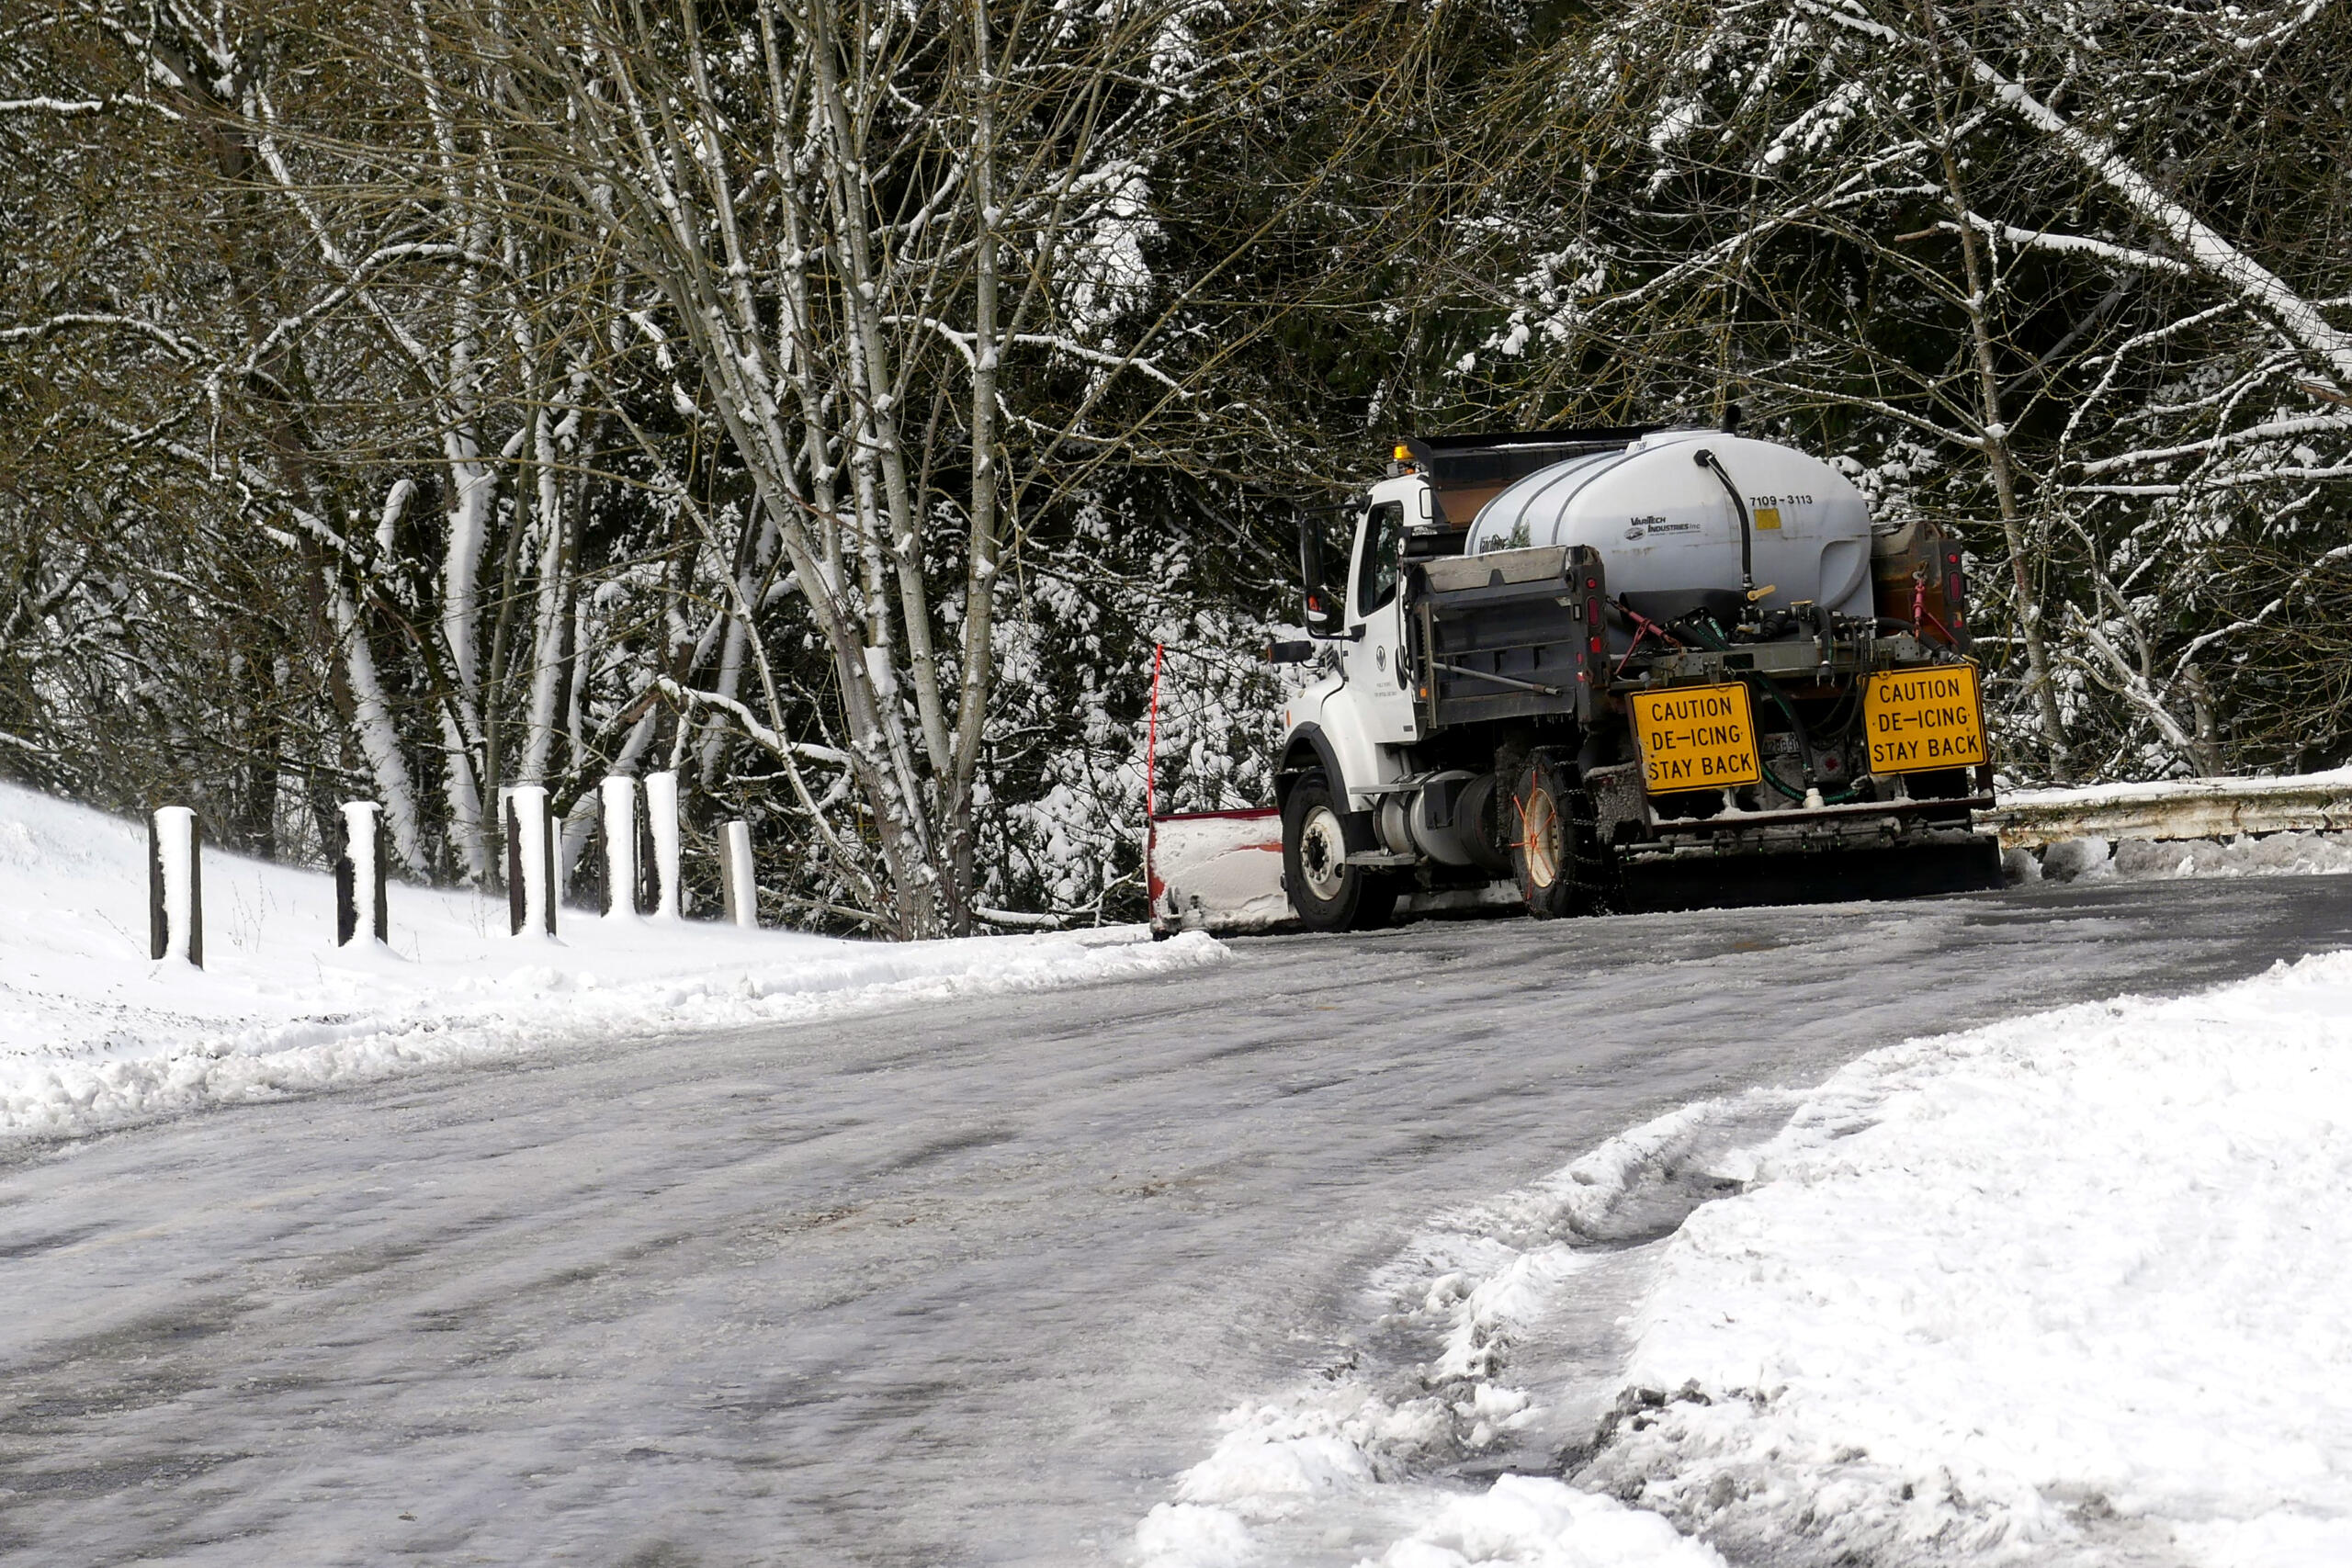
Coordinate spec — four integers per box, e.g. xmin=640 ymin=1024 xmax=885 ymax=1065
xmin=1148 ymin=423 xmax=2000 ymax=934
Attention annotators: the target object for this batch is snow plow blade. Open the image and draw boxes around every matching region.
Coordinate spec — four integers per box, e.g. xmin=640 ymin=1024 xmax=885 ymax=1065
xmin=1147 ymin=809 xmax=1519 ymax=936
xmin=1148 ymin=809 xmax=1292 ymax=935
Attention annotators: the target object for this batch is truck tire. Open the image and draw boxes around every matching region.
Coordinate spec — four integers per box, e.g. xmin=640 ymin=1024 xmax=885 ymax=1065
xmin=1510 ymin=756 xmax=1616 ymax=919
xmin=1283 ymin=775 xmax=1397 ymax=932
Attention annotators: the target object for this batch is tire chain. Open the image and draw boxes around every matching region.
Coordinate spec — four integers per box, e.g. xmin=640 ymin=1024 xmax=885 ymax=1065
xmin=1532 ymin=749 xmax=1623 ymax=918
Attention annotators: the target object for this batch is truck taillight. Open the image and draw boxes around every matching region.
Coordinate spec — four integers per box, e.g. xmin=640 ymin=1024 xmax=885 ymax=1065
xmin=1565 ymin=544 xmax=1609 ymax=721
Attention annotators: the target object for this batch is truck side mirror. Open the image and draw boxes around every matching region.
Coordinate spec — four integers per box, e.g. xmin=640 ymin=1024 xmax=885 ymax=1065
xmin=1300 ymin=512 xmax=1342 ymax=636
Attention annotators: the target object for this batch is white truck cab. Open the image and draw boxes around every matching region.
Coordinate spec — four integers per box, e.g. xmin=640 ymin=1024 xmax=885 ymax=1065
xmin=1281 ymin=472 xmax=1430 ymax=809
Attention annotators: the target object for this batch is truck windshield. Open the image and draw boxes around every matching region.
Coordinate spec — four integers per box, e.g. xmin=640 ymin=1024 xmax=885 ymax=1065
xmin=1356 ymin=501 xmax=1406 ymax=616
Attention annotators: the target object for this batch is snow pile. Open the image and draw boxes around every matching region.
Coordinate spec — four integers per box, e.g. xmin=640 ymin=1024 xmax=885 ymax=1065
xmin=2015 ymin=829 xmax=2352 ymax=884
xmin=1142 ymin=957 xmax=2352 ymax=1568
xmin=1586 ymin=953 xmax=2352 ymax=1566
xmin=1136 ymin=1396 xmax=1730 ymax=1568
xmin=1133 ymin=1095 xmax=1797 ymax=1568
xmin=0 ymin=784 xmax=1225 ymax=1142
xmin=1370 ymin=1478 xmax=1729 ymax=1568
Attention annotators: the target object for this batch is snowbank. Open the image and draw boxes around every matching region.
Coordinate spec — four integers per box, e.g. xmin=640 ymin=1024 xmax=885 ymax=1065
xmin=1583 ymin=953 xmax=2352 ymax=1566
xmin=1140 ymin=958 xmax=2352 ymax=1568
xmin=1132 ymin=1094 xmax=1796 ymax=1568
xmin=2012 ymin=829 xmax=2352 ymax=884
xmin=0 ymin=784 xmax=1224 ymax=1142
xmin=1137 ymin=1400 xmax=1730 ymax=1568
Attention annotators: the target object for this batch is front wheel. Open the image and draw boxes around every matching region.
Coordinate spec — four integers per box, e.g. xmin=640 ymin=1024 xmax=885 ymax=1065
xmin=1283 ymin=775 xmax=1397 ymax=932
xmin=1510 ymin=755 xmax=1617 ymax=919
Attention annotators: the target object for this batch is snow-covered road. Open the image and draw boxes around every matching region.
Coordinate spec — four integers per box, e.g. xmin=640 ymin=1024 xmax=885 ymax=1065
xmin=6 ymin=878 xmax=2351 ymax=1566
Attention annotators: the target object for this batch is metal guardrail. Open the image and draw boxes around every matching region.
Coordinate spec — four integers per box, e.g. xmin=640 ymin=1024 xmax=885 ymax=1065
xmin=1982 ymin=776 xmax=2352 ymax=850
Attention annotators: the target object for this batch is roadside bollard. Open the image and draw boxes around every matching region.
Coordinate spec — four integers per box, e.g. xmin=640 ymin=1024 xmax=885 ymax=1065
xmin=148 ymin=806 xmax=204 ymax=967
xmin=719 ymin=818 xmax=758 ymax=929
xmin=336 ymin=801 xmax=390 ymax=947
xmin=645 ymin=770 xmax=683 ymax=919
xmin=503 ymin=784 xmax=556 ymax=936
xmin=600 ymin=773 xmax=640 ymax=919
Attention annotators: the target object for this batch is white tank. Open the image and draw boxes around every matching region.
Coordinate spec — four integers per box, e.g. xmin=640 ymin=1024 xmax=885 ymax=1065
xmin=1463 ymin=429 xmax=1873 ymax=622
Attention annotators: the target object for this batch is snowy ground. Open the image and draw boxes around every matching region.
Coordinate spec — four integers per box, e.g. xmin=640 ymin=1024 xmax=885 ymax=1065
xmin=7 ymin=876 xmax=2351 ymax=1564
xmin=0 ymin=784 xmax=1222 ymax=1142
xmin=1140 ymin=951 xmax=2352 ymax=1568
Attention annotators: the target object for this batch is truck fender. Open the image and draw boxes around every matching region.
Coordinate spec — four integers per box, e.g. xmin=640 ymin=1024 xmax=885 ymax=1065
xmin=1276 ymin=722 xmax=1344 ymax=807
xmin=1276 ymin=723 xmax=1378 ymax=856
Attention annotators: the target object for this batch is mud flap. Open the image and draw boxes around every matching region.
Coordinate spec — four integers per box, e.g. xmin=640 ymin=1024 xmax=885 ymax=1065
xmin=1619 ymin=836 xmax=2003 ymax=912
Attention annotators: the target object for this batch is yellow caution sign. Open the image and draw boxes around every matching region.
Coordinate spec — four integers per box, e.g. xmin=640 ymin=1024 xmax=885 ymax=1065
xmin=1633 ymin=682 xmax=1761 ymax=792
xmin=1864 ymin=663 xmax=1987 ymax=773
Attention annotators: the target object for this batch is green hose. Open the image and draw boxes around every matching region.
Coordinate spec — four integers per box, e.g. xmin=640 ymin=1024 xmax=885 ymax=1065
xmin=1750 ymin=674 xmax=1860 ymax=805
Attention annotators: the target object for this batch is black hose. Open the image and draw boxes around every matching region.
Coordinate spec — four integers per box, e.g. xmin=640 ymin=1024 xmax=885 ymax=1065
xmin=1693 ymin=448 xmax=1756 ymax=605
xmin=1814 ymin=678 xmax=1863 ymax=739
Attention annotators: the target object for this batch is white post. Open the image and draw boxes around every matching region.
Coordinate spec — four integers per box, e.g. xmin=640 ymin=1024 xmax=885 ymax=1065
xmin=337 ymin=801 xmax=388 ymax=946
xmin=504 ymin=784 xmax=555 ymax=936
xmin=148 ymin=806 xmax=203 ymax=967
xmin=600 ymin=774 xmax=640 ymax=919
xmin=644 ymin=769 xmax=683 ymax=920
xmin=719 ymin=819 xmax=758 ymax=930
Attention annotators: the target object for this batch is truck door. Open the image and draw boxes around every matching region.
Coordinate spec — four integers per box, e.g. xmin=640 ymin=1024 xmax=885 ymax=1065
xmin=1345 ymin=499 xmax=1419 ymax=745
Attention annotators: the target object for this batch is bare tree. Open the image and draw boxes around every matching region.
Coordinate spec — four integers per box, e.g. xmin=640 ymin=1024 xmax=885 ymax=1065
xmin=417 ymin=0 xmax=1428 ymax=934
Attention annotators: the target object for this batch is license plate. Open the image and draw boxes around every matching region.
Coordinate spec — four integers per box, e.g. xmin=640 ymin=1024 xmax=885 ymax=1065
xmin=1632 ymin=682 xmax=1761 ymax=792
xmin=1864 ymin=664 xmax=1986 ymax=773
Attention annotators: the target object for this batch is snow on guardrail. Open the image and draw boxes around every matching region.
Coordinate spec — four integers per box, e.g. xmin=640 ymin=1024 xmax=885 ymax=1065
xmin=1983 ymin=766 xmax=2352 ymax=849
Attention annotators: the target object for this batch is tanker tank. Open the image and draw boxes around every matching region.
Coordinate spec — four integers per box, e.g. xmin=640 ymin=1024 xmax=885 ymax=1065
xmin=1462 ymin=429 xmax=1873 ymax=640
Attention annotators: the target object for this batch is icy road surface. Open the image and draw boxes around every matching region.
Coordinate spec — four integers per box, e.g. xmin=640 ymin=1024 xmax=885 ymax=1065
xmin=6 ymin=878 xmax=2352 ymax=1566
